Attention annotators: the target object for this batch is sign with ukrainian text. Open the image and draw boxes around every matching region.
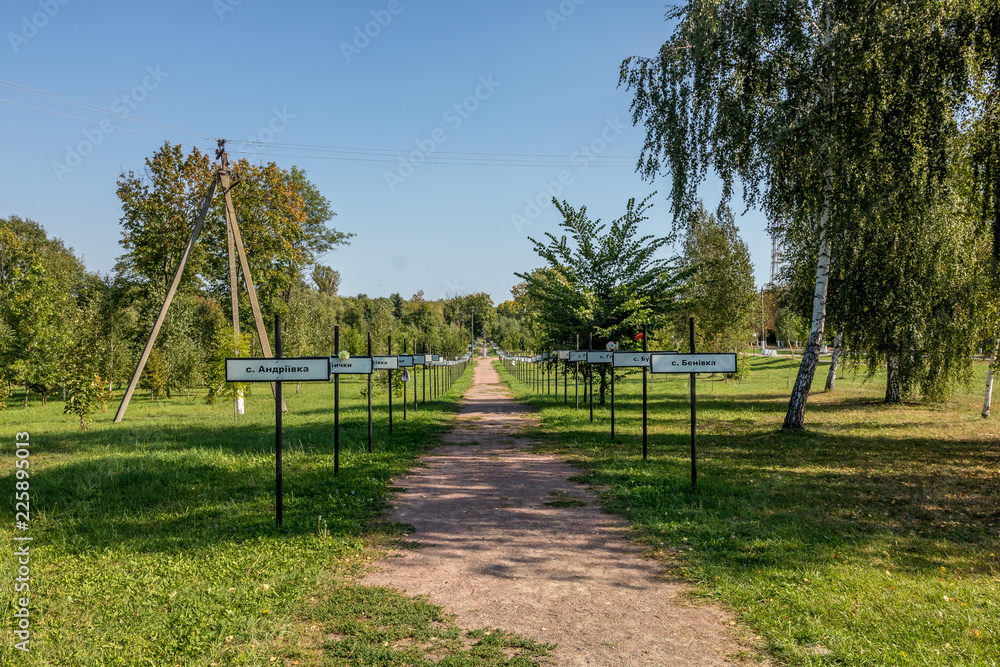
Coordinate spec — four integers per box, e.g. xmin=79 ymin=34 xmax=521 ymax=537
xmin=587 ymin=351 xmax=613 ymax=364
xmin=650 ymin=353 xmax=737 ymax=374
xmin=330 ymin=357 xmax=374 ymax=375
xmin=373 ymin=356 xmax=399 ymax=370
xmin=613 ymin=352 xmax=651 ymax=368
xmin=226 ymin=357 xmax=330 ymax=382
xmin=398 ymin=355 xmax=414 ymax=367
xmin=568 ymin=351 xmax=588 ymax=362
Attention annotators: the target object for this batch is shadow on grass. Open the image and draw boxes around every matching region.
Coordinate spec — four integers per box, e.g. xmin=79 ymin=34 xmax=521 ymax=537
xmin=5 ymin=383 xmax=473 ymax=556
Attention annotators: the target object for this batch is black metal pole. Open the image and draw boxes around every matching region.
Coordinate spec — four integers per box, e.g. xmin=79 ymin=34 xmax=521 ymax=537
xmin=564 ymin=355 xmax=568 ymax=405
xmin=611 ymin=350 xmax=615 ymax=442
xmin=575 ymin=334 xmax=579 ymax=410
xmin=388 ymin=335 xmax=393 ymax=433
xmin=690 ymin=316 xmax=697 ymax=491
xmin=367 ymin=332 xmax=373 ymax=453
xmin=334 ymin=325 xmax=340 ymax=477
xmin=642 ymin=324 xmax=648 ymax=461
xmin=589 ymin=332 xmax=594 ymax=423
xmin=402 ymin=339 xmax=407 ymax=421
xmin=275 ymin=313 xmax=283 ymax=527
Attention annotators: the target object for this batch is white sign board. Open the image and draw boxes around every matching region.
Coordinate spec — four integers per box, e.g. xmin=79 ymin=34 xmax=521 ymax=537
xmin=557 ymin=350 xmax=570 ymax=360
xmin=413 ymin=355 xmax=426 ymax=365
xmin=569 ymin=351 xmax=588 ymax=362
xmin=226 ymin=357 xmax=330 ymax=383
xmin=587 ymin=351 xmax=613 ymax=364
xmin=330 ymin=357 xmax=374 ymax=375
xmin=398 ymin=355 xmax=414 ymax=367
xmin=613 ymin=352 xmax=651 ymax=368
xmin=432 ymin=354 xmax=441 ymax=361
xmin=651 ymin=353 xmax=737 ymax=374
xmin=373 ymin=355 xmax=399 ymax=370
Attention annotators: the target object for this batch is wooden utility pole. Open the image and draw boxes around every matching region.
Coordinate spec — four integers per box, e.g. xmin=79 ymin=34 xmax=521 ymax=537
xmin=113 ymin=140 xmax=284 ymax=422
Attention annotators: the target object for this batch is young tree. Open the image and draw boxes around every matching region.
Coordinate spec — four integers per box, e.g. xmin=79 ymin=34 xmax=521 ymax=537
xmin=516 ymin=194 xmax=690 ymax=402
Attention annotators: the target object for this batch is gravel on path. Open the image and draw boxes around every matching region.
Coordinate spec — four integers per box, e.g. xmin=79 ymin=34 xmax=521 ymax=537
xmin=361 ymin=359 xmax=757 ymax=666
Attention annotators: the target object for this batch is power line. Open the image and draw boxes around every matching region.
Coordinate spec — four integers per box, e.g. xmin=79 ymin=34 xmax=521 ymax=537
xmin=1 ymin=78 xmax=641 ymax=167
xmin=0 ymin=97 xmax=187 ymax=144
xmin=0 ymin=79 xmax=216 ymax=141
xmin=225 ymin=148 xmax=637 ymax=167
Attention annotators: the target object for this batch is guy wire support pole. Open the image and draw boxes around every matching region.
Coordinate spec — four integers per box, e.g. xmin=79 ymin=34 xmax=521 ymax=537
xmin=642 ymin=324 xmax=648 ymax=460
xmin=388 ymin=334 xmax=393 ymax=434
xmin=275 ymin=313 xmax=283 ymax=527
xmin=367 ymin=331 xmax=373 ymax=453
xmin=589 ymin=332 xmax=594 ymax=423
xmin=334 ymin=325 xmax=340 ymax=476
xmin=219 ymin=143 xmax=286 ymax=413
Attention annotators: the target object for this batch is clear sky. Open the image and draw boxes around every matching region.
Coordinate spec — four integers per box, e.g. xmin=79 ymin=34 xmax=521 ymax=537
xmin=1 ymin=0 xmax=771 ymax=303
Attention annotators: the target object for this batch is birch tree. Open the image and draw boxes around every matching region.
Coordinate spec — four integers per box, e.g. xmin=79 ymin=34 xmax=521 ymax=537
xmin=621 ymin=0 xmax=971 ymax=428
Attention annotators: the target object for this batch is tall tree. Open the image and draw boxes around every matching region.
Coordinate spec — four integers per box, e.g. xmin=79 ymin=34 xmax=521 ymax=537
xmin=621 ymin=0 xmax=972 ymax=428
xmin=680 ymin=203 xmax=757 ymax=353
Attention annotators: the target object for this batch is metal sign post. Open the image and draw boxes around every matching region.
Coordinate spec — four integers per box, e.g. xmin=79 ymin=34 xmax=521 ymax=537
xmin=611 ymin=350 xmax=651 ymax=445
xmin=224 ymin=314 xmax=330 ymax=526
xmin=330 ymin=351 xmax=374 ymax=475
xmin=643 ymin=326 xmax=648 ymax=460
xmin=367 ymin=333 xmax=373 ymax=453
xmin=650 ymin=320 xmax=737 ymax=490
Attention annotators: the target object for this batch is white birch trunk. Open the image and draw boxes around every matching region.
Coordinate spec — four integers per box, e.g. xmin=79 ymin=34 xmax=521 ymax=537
xmin=783 ymin=166 xmax=833 ymax=429
xmin=825 ymin=329 xmax=843 ymax=391
xmin=983 ymin=339 xmax=998 ymax=418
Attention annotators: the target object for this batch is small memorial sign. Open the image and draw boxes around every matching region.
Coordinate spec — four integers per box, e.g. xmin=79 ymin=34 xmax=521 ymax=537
xmin=651 ymin=353 xmax=736 ymax=374
xmin=587 ymin=351 xmax=613 ymax=364
xmin=613 ymin=352 xmax=651 ymax=368
xmin=226 ymin=357 xmax=330 ymax=383
xmin=373 ymin=355 xmax=399 ymax=370
xmin=330 ymin=356 xmax=374 ymax=375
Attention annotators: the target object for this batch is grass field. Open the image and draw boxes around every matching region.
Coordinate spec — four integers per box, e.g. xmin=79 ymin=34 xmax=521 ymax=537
xmin=496 ymin=355 xmax=1000 ymax=666
xmin=0 ymin=365 xmax=554 ymax=667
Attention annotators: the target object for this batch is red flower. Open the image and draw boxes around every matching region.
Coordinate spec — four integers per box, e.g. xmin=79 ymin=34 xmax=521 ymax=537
xmin=635 ymin=333 xmax=644 ymax=340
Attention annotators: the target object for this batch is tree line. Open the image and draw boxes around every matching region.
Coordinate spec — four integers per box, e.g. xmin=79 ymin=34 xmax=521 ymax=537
xmin=0 ymin=142 xmax=497 ymax=428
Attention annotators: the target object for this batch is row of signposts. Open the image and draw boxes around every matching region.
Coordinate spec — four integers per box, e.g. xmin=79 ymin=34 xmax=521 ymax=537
xmin=225 ymin=315 xmax=473 ymax=526
xmin=495 ymin=319 xmax=736 ymax=491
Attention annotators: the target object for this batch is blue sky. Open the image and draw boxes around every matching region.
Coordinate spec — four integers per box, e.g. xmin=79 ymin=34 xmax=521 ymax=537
xmin=1 ymin=0 xmax=771 ymax=303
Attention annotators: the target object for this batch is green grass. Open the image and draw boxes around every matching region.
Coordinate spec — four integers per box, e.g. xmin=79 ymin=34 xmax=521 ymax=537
xmin=496 ymin=356 xmax=1000 ymax=666
xmin=0 ymin=364 xmax=552 ymax=666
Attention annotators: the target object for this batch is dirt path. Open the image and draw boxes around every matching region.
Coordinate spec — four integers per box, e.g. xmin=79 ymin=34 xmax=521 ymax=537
xmin=362 ymin=359 xmax=751 ymax=666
